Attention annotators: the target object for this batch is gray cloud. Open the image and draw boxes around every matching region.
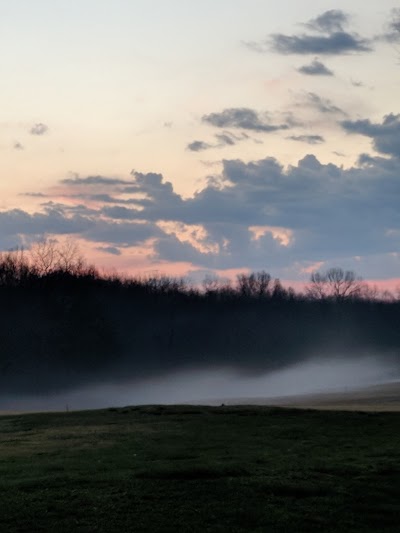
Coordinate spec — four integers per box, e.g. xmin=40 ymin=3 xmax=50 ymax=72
xmin=40 ymin=201 xmax=98 ymax=218
xmin=20 ymin=192 xmax=48 ymax=198
xmin=101 ymin=206 xmax=141 ymax=220
xmin=187 ymin=132 xmax=251 ymax=153
xmin=304 ymin=92 xmax=346 ymax=115
xmin=3 ymin=142 xmax=400 ymax=277
xmin=381 ymin=9 xmax=400 ymax=43
xmin=271 ymin=32 xmax=371 ymax=55
xmin=79 ymin=193 xmax=119 ymax=203
xmin=187 ymin=141 xmax=213 ymax=152
xmin=202 ymin=108 xmax=289 ymax=133
xmin=153 ymin=154 xmax=399 ymax=271
xmin=298 ymin=59 xmax=334 ymax=76
xmin=61 ymin=175 xmax=129 ymax=186
xmin=260 ymin=10 xmax=371 ymax=56
xmin=13 ymin=142 xmax=24 ymax=150
xmin=305 ymin=10 xmax=349 ymax=34
xmin=215 ymin=132 xmax=237 ymax=146
xmin=0 ymin=203 xmax=163 ymax=253
xmin=341 ymin=114 xmax=400 ymax=158
xmin=58 ymin=154 xmax=400 ymax=272
xmin=245 ymin=10 xmax=372 ymax=58
xmin=84 ymin=220 xmax=161 ymax=247
xmin=30 ymin=123 xmax=49 ymax=136
xmin=288 ymin=135 xmax=325 ymax=145
xmin=0 ymin=208 xmax=92 ymax=250
xmin=123 ymin=172 xmax=184 ymax=213
xmin=96 ymin=246 xmax=122 ymax=256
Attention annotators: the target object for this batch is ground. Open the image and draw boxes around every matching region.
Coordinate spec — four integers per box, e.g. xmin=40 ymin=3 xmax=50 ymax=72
xmin=1 ymin=403 xmax=400 ymax=532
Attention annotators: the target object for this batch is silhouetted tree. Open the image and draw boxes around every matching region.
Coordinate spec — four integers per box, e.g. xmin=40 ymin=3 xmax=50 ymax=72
xmin=30 ymin=238 xmax=85 ymax=275
xmin=306 ymin=268 xmax=364 ymax=301
xmin=0 ymin=248 xmax=31 ymax=287
xmin=236 ymin=271 xmax=271 ymax=298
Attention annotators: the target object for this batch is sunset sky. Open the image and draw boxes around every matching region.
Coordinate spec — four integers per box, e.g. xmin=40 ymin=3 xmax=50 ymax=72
xmin=1 ymin=1 xmax=400 ymax=286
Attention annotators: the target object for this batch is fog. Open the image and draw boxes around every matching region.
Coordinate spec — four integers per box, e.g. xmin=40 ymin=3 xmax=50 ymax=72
xmin=1 ymin=355 xmax=399 ymax=413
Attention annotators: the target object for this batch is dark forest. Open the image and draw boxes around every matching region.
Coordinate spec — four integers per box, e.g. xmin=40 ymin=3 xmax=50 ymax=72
xmin=1 ymin=245 xmax=399 ymax=396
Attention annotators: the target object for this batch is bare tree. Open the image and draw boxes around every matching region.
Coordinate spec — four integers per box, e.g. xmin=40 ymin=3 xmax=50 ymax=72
xmin=306 ymin=272 xmax=327 ymax=300
xmin=30 ymin=239 xmax=59 ymax=275
xmin=56 ymin=239 xmax=84 ymax=273
xmin=30 ymin=238 xmax=85 ymax=275
xmin=380 ymin=289 xmax=396 ymax=303
xmin=236 ymin=271 xmax=271 ymax=298
xmin=307 ymin=267 xmax=364 ymax=301
xmin=202 ymin=275 xmax=222 ymax=294
xmin=396 ymin=285 xmax=400 ymax=302
xmin=0 ymin=247 xmax=30 ymax=286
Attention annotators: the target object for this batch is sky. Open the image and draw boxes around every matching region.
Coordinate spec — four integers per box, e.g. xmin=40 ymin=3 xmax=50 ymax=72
xmin=1 ymin=1 xmax=400 ymax=286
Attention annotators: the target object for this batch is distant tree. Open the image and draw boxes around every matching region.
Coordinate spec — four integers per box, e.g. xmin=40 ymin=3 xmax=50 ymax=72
xmin=30 ymin=238 xmax=85 ymax=275
xmin=380 ymin=290 xmax=396 ymax=303
xmin=202 ymin=275 xmax=222 ymax=294
xmin=271 ymin=278 xmax=287 ymax=299
xmin=143 ymin=274 xmax=187 ymax=294
xmin=236 ymin=271 xmax=271 ymax=298
xmin=56 ymin=239 xmax=85 ymax=274
xmin=306 ymin=267 xmax=364 ymax=301
xmin=30 ymin=239 xmax=59 ymax=275
xmin=0 ymin=248 xmax=30 ymax=286
xmin=396 ymin=285 xmax=400 ymax=302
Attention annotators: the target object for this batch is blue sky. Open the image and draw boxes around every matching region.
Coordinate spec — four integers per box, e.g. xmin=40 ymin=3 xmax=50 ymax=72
xmin=1 ymin=1 xmax=400 ymax=284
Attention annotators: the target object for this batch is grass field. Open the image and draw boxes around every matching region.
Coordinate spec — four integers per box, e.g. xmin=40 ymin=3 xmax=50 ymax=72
xmin=1 ymin=405 xmax=400 ymax=532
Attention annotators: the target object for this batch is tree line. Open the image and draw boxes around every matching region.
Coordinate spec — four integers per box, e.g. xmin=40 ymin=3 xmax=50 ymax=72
xmin=0 ymin=241 xmax=399 ymax=396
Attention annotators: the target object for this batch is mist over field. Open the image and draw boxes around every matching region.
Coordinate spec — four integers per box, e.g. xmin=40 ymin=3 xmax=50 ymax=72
xmin=1 ymin=355 xmax=399 ymax=412
xmin=1 ymin=250 xmax=400 ymax=413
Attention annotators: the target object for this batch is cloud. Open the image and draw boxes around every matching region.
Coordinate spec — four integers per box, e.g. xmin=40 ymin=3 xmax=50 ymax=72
xmin=0 ymin=207 xmax=91 ymax=250
xmin=305 ymin=10 xmax=348 ymax=34
xmin=202 ymin=108 xmax=290 ymax=133
xmin=303 ymin=92 xmax=346 ymax=115
xmin=3 ymin=144 xmax=400 ymax=278
xmin=215 ymin=132 xmax=238 ymax=146
xmin=101 ymin=206 xmax=141 ymax=220
xmin=96 ymin=246 xmax=122 ymax=256
xmin=40 ymin=201 xmax=98 ymax=218
xmin=20 ymin=192 xmax=48 ymax=198
xmin=13 ymin=142 xmax=24 ymax=150
xmin=187 ymin=140 xmax=213 ymax=152
xmin=30 ymin=123 xmax=48 ymax=136
xmin=134 ymin=154 xmax=400 ymax=272
xmin=271 ymin=32 xmax=371 ymax=55
xmin=247 ymin=10 xmax=371 ymax=56
xmin=381 ymin=9 xmax=400 ymax=43
xmin=298 ymin=59 xmax=334 ymax=76
xmin=0 ymin=203 xmax=163 ymax=253
xmin=61 ymin=175 xmax=129 ymax=186
xmin=288 ymin=135 xmax=325 ymax=145
xmin=187 ymin=132 xmax=251 ymax=153
xmin=84 ymin=220 xmax=161 ymax=247
xmin=341 ymin=114 xmax=400 ymax=157
xmin=60 ymin=154 xmax=400 ymax=273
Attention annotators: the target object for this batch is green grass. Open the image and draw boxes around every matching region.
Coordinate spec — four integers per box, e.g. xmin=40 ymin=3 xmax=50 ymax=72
xmin=1 ymin=405 xmax=400 ymax=532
